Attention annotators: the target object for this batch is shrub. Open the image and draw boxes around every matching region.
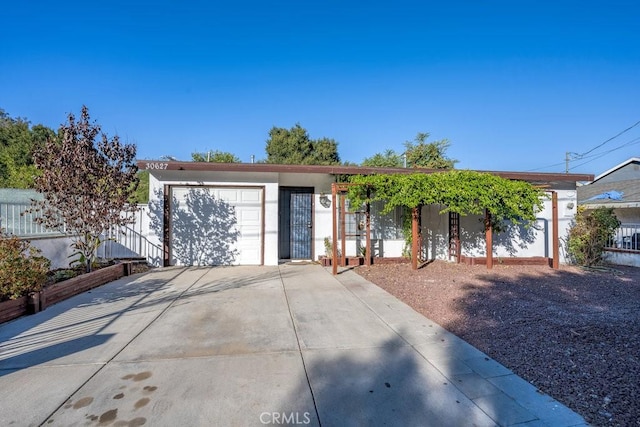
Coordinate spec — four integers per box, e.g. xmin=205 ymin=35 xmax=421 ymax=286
xmin=567 ymin=207 xmax=620 ymax=267
xmin=0 ymin=231 xmax=51 ymax=301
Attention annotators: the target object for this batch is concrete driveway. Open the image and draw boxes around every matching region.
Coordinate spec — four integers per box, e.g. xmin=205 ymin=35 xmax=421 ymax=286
xmin=0 ymin=264 xmax=585 ymax=426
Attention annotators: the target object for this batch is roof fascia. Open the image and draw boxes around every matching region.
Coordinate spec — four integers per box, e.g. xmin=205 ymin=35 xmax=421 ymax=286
xmin=136 ymin=160 xmax=593 ymax=183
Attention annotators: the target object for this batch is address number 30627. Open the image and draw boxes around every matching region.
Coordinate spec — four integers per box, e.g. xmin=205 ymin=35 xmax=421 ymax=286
xmin=144 ymin=162 xmax=169 ymax=170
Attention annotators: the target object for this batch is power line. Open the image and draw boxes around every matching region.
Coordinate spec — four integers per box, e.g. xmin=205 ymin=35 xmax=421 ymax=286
xmin=525 ymin=150 xmax=612 ymax=172
xmin=576 ymin=119 xmax=640 ymax=158
xmin=525 ymin=161 xmax=566 ymax=172
xmin=568 ymin=136 xmax=640 ymax=171
xmin=528 ymin=119 xmax=640 ymax=172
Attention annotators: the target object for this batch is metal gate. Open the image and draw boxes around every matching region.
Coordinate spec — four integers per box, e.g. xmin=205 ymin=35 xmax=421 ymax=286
xmin=290 ymin=192 xmax=312 ymax=259
xmin=448 ymin=211 xmax=460 ymax=262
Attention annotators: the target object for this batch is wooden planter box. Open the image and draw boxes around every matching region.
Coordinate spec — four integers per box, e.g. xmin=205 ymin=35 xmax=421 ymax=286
xmin=0 ymin=262 xmax=131 ymax=324
xmin=319 ymin=256 xmax=364 ymax=267
xmin=40 ymin=263 xmax=129 ymax=309
xmin=0 ymin=296 xmax=29 ymax=324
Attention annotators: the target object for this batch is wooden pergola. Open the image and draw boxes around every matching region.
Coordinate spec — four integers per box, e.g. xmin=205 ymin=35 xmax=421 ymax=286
xmin=330 ymin=183 xmax=371 ymax=275
xmin=330 ymin=183 xmax=561 ymax=275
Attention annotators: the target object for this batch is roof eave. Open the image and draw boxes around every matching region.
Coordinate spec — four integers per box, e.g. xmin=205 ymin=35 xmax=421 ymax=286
xmin=580 ymin=202 xmax=640 ymax=209
xmin=136 ymin=160 xmax=594 ymax=183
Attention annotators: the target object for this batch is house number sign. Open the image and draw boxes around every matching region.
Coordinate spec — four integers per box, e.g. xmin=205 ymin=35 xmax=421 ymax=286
xmin=144 ymin=162 xmax=169 ymax=170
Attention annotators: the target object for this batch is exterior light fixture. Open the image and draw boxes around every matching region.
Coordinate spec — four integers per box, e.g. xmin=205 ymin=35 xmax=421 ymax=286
xmin=319 ymin=193 xmax=331 ymax=208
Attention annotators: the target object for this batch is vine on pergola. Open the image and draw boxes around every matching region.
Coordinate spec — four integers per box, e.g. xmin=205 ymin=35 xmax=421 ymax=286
xmin=347 ymin=170 xmax=545 ymax=229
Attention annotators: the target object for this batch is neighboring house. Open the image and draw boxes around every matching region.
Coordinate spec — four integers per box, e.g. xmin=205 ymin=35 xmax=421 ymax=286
xmin=140 ymin=161 xmax=592 ymax=267
xmin=0 ymin=188 xmax=43 ymax=236
xmin=0 ymin=188 xmax=75 ymax=268
xmin=577 ymin=157 xmax=640 ymax=261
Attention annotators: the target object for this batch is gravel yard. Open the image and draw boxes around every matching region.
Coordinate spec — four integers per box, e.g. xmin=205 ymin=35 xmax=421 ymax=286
xmin=356 ymin=261 xmax=640 ymax=426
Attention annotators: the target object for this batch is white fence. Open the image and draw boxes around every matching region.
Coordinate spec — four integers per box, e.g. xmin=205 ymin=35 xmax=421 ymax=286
xmin=607 ymin=223 xmax=640 ymax=251
xmin=0 ymin=202 xmax=63 ymax=236
xmin=1 ymin=202 xmax=161 ymax=266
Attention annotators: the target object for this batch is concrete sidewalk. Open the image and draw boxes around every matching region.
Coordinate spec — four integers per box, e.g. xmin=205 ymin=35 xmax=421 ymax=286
xmin=0 ymin=264 xmax=586 ymax=426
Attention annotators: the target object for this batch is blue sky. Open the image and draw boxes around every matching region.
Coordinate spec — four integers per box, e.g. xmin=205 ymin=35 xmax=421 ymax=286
xmin=2 ymin=1 xmax=639 ymax=175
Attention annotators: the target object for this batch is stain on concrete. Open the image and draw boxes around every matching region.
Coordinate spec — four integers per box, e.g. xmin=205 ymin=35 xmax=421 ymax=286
xmin=99 ymin=408 xmax=118 ymax=424
xmin=134 ymin=398 xmax=150 ymax=410
xmin=73 ymin=397 xmax=94 ymax=409
xmin=132 ymin=371 xmax=152 ymax=381
xmin=113 ymin=417 xmax=147 ymax=426
xmin=113 ymin=393 xmax=125 ymax=399
xmin=142 ymin=386 xmax=157 ymax=393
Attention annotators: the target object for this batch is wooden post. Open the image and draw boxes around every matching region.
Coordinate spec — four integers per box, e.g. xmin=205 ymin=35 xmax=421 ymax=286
xmin=412 ymin=207 xmax=419 ymax=270
xmin=365 ymin=194 xmax=371 ymax=266
xmin=485 ymin=209 xmax=493 ymax=269
xmin=552 ymin=191 xmax=559 ymax=269
xmin=332 ymin=183 xmax=338 ymax=275
xmin=418 ymin=204 xmax=423 ymax=262
xmin=340 ymin=194 xmax=346 ymax=268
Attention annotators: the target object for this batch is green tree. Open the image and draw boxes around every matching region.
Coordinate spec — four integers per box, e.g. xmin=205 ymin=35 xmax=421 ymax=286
xmin=29 ymin=106 xmax=139 ymax=272
xmin=192 ymin=150 xmax=240 ymax=163
xmin=265 ymin=124 xmax=340 ymax=165
xmin=404 ymin=132 xmax=457 ymax=169
xmin=0 ymin=109 xmax=55 ymax=188
xmin=567 ymin=207 xmax=620 ymax=267
xmin=131 ymin=170 xmax=149 ymax=204
xmin=361 ymin=149 xmax=403 ymax=168
xmin=360 ymin=132 xmax=457 ymax=170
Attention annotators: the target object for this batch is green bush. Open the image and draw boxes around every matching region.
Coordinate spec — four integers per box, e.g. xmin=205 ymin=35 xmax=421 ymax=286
xmin=567 ymin=207 xmax=620 ymax=267
xmin=0 ymin=231 xmax=51 ymax=301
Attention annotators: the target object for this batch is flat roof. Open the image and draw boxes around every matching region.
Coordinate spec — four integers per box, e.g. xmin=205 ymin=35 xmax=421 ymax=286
xmin=137 ymin=160 xmax=594 ymax=183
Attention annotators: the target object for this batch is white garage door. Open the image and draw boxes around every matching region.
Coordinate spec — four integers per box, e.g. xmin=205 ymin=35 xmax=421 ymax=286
xmin=170 ymin=186 xmax=263 ymax=266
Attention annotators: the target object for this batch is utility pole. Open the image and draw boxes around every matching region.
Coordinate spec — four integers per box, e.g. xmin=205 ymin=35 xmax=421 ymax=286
xmin=565 ymin=152 xmax=570 ymax=173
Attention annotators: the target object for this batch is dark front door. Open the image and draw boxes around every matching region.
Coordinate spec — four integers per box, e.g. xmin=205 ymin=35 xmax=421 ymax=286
xmin=279 ymin=187 xmax=313 ymax=260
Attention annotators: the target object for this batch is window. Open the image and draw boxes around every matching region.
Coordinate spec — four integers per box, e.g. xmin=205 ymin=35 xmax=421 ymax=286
xmin=339 ymin=200 xmax=404 ymax=240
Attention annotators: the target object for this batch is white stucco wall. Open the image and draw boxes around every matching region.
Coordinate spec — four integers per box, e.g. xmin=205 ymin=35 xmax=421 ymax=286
xmin=28 ymin=235 xmax=76 ymax=269
xmin=458 ymin=189 xmax=578 ymax=263
xmin=147 ymin=171 xmax=280 ymax=266
xmin=422 ymin=204 xmax=449 ymax=260
xmin=314 ymin=193 xmax=334 ymax=259
xmin=603 ymin=251 xmax=640 ymax=268
xmin=147 ymin=171 xmax=337 ymax=266
xmin=144 ymin=171 xmax=580 ymax=266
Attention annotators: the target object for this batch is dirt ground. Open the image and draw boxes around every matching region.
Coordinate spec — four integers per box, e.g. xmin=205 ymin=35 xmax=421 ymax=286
xmin=355 ymin=261 xmax=640 ymax=426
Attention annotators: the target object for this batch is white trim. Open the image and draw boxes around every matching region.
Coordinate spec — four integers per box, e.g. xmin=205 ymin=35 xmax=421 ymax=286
xmin=582 ymin=202 xmax=640 ymax=209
